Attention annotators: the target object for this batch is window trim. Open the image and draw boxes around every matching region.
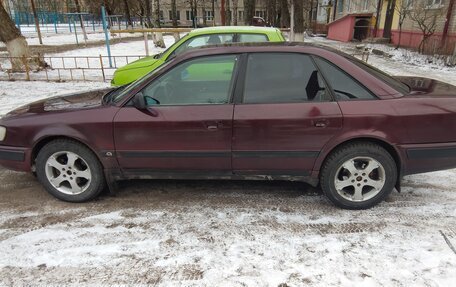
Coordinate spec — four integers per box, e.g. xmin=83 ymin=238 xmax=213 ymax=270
xmin=312 ymin=56 xmax=379 ymax=101
xmin=236 ymin=52 xmax=336 ymax=105
xmin=131 ymin=54 xmax=241 ymax=107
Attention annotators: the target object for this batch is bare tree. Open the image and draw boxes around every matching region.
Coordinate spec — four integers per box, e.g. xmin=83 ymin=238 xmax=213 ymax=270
xmin=145 ymin=0 xmax=152 ymax=27
xmin=244 ymin=0 xmax=255 ymax=24
xmin=409 ymin=0 xmax=443 ymax=53
xmin=74 ymin=0 xmax=89 ymax=42
xmin=292 ymin=0 xmax=304 ymax=41
xmin=30 ymin=0 xmax=43 ymax=45
xmin=383 ymin=0 xmax=397 ymax=39
xmin=395 ymin=0 xmax=412 ymax=49
xmin=0 ymin=4 xmax=45 ymax=71
xmin=123 ymin=0 xmax=133 ymax=27
xmin=226 ymin=0 xmax=231 ymax=25
xmin=171 ymin=0 xmax=178 ymax=27
xmin=232 ymin=0 xmax=238 ymax=25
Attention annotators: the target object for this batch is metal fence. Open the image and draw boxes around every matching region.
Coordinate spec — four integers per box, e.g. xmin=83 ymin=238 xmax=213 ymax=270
xmin=0 ymin=55 xmax=145 ymax=82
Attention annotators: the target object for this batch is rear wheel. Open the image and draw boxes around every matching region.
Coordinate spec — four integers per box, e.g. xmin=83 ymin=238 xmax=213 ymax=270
xmin=36 ymin=139 xmax=105 ymax=202
xmin=320 ymin=142 xmax=397 ymax=209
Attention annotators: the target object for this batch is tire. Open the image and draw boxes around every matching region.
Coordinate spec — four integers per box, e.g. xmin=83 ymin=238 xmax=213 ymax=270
xmin=320 ymin=142 xmax=397 ymax=209
xmin=36 ymin=139 xmax=106 ymax=202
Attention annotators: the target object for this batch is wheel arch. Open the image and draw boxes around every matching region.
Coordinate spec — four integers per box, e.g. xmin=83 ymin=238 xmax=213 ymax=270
xmin=31 ymin=135 xmax=103 ymax=169
xmin=316 ymin=137 xmax=403 ymax=181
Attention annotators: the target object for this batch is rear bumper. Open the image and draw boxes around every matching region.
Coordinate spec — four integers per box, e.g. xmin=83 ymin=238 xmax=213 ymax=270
xmin=0 ymin=145 xmax=31 ymax=172
xmin=400 ymin=142 xmax=456 ymax=175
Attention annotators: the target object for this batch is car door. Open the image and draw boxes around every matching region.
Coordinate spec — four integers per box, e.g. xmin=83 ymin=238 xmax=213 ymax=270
xmin=113 ymin=54 xmax=239 ymax=176
xmin=232 ymin=53 xmax=343 ymax=176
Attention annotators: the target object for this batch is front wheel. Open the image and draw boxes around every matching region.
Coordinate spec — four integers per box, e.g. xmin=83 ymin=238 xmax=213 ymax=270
xmin=320 ymin=142 xmax=397 ymax=209
xmin=36 ymin=139 xmax=106 ymax=202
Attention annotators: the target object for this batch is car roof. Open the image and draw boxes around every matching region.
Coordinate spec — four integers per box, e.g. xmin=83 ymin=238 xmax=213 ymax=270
xmin=188 ymin=26 xmax=280 ymax=36
xmin=174 ymin=42 xmax=342 ymax=60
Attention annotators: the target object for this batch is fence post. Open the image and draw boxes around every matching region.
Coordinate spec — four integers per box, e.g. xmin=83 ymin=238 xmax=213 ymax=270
xmin=22 ymin=56 xmax=30 ymax=81
xmin=99 ymin=54 xmax=106 ymax=82
xmin=101 ymin=6 xmax=113 ymax=68
xmin=144 ymin=32 xmax=149 ymax=56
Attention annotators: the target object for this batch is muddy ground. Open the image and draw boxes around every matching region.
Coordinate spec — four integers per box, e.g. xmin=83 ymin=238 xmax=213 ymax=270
xmin=0 ymin=167 xmax=455 ymax=286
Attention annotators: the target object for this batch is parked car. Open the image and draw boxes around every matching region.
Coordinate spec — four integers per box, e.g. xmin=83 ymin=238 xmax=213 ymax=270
xmin=1 ymin=43 xmax=456 ymax=209
xmin=111 ymin=26 xmax=285 ymax=86
xmin=250 ymin=16 xmax=269 ymax=27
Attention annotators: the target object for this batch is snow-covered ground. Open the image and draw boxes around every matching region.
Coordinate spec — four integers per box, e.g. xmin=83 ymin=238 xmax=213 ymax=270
xmin=0 ymin=167 xmax=455 ymax=286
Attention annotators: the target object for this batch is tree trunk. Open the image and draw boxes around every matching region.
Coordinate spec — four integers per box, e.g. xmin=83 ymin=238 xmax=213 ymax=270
xmin=244 ymin=0 xmax=255 ymax=24
xmin=171 ymin=0 xmax=178 ymax=27
xmin=202 ymin=1 xmax=207 ymax=26
xmin=293 ymin=0 xmax=304 ymax=41
xmin=123 ymin=0 xmax=133 ymax=28
xmin=154 ymin=0 xmax=161 ymax=27
xmin=0 ymin=4 xmax=32 ymax=71
xmin=153 ymin=0 xmax=165 ymax=47
xmin=74 ymin=0 xmax=88 ymax=41
xmin=226 ymin=0 xmax=231 ymax=26
xmin=396 ymin=23 xmax=403 ymax=49
xmin=383 ymin=0 xmax=397 ymax=40
xmin=221 ymin=0 xmax=226 ymax=25
xmin=280 ymin=0 xmax=290 ymax=28
xmin=232 ymin=0 xmax=238 ymax=25
xmin=30 ymin=0 xmax=43 ymax=45
xmin=145 ymin=0 xmax=152 ymax=27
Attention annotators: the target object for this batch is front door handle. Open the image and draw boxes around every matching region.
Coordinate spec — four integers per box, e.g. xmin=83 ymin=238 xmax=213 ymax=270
xmin=205 ymin=121 xmax=222 ymax=131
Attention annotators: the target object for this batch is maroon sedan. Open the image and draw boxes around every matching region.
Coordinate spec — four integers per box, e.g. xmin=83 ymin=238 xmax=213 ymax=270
xmin=1 ymin=43 xmax=456 ymax=209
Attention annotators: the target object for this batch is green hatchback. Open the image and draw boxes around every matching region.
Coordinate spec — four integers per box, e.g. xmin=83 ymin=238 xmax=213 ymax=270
xmin=111 ymin=26 xmax=285 ymax=86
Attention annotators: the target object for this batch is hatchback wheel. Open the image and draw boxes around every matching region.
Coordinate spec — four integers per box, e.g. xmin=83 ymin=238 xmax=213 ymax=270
xmin=320 ymin=142 xmax=397 ymax=209
xmin=36 ymin=139 xmax=105 ymax=202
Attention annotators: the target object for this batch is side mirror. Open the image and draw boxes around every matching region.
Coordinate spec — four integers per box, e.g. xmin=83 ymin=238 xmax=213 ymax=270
xmin=133 ymin=92 xmax=146 ymax=110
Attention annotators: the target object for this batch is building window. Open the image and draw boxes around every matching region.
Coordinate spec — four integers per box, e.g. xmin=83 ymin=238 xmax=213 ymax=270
xmin=204 ymin=10 xmax=214 ymax=21
xmin=238 ymin=10 xmax=244 ymax=21
xmin=337 ymin=0 xmax=344 ymax=13
xmin=186 ymin=10 xmax=193 ymax=21
xmin=255 ymin=10 xmax=266 ymax=18
xmin=159 ymin=10 xmax=164 ymax=21
xmin=426 ymin=0 xmax=443 ymax=7
xmin=169 ymin=10 xmax=180 ymax=21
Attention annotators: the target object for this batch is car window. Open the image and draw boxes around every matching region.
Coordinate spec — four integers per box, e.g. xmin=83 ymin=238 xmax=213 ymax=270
xmin=237 ymin=34 xmax=269 ymax=43
xmin=170 ymin=34 xmax=235 ymax=58
xmin=243 ymin=53 xmax=331 ymax=104
xmin=314 ymin=57 xmax=376 ymax=100
xmin=141 ymin=55 xmax=237 ymax=106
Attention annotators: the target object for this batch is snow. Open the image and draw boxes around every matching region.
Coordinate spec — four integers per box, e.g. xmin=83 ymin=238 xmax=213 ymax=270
xmin=0 ymin=81 xmax=109 ymax=116
xmin=0 ymin=173 xmax=455 ymax=285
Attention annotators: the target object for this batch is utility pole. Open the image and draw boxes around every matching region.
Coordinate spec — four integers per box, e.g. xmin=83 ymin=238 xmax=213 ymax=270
xmin=30 ymin=0 xmax=42 ymax=44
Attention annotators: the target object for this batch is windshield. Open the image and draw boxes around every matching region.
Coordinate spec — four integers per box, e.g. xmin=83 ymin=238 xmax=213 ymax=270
xmin=156 ymin=33 xmax=190 ymax=60
xmin=112 ymin=59 xmax=174 ymax=103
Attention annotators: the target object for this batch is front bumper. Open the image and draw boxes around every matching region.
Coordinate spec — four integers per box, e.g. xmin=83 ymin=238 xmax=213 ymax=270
xmin=0 ymin=145 xmax=31 ymax=172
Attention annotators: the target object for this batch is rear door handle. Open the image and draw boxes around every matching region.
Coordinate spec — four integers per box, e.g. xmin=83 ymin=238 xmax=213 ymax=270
xmin=313 ymin=119 xmax=328 ymax=128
